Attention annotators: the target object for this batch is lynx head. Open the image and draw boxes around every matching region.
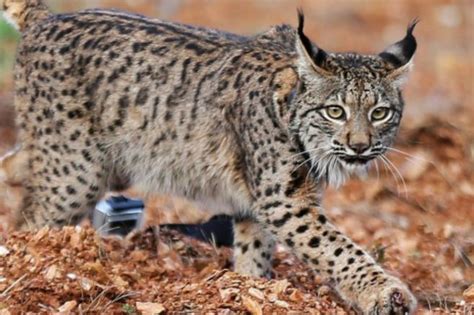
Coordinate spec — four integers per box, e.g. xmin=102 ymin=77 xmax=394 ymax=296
xmin=290 ymin=11 xmax=418 ymax=187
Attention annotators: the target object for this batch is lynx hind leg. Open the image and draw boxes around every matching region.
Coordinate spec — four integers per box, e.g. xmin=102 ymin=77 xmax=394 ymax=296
xmin=233 ymin=217 xmax=275 ymax=278
xmin=14 ymin=144 xmax=107 ymax=230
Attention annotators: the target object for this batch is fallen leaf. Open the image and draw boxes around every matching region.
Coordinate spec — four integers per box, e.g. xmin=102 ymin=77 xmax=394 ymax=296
xmin=32 ymin=227 xmax=50 ymax=243
xmin=242 ymin=295 xmax=262 ymax=315
xmin=82 ymin=261 xmax=105 ymax=274
xmin=274 ymin=300 xmax=289 ymax=308
xmin=0 ymin=246 xmax=9 ymax=257
xmin=80 ymin=278 xmax=94 ymax=291
xmin=136 ymin=302 xmax=165 ymax=315
xmin=130 ymin=250 xmax=149 ymax=263
xmin=66 ymin=273 xmax=77 ymax=280
xmin=463 ymin=284 xmax=474 ymax=303
xmin=219 ymin=287 xmax=240 ymax=302
xmin=289 ymin=288 xmax=304 ymax=302
xmin=248 ymin=287 xmax=264 ymax=301
xmin=272 ymin=279 xmax=290 ymax=295
xmin=57 ymin=300 xmax=77 ymax=313
xmin=45 ymin=265 xmax=58 ymax=281
xmin=113 ymin=275 xmax=129 ymax=289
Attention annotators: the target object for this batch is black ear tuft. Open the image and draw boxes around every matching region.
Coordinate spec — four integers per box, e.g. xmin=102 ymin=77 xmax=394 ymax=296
xmin=296 ymin=9 xmax=327 ymax=67
xmin=407 ymin=18 xmax=420 ymax=36
xmin=379 ymin=19 xmax=419 ymax=68
xmin=297 ymin=8 xmax=305 ymax=36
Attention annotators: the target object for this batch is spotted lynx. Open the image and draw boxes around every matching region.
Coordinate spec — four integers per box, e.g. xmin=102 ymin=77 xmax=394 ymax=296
xmin=2 ymin=0 xmax=418 ymax=313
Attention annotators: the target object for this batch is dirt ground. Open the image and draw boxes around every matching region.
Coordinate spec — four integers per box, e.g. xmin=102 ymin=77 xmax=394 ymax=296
xmin=0 ymin=1 xmax=473 ymax=314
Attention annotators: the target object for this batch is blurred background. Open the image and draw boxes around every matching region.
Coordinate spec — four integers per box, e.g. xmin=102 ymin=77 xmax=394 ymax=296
xmin=0 ymin=0 xmax=472 ymax=312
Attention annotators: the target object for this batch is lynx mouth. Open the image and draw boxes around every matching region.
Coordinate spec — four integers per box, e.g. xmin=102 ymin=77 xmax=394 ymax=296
xmin=338 ymin=155 xmax=374 ymax=165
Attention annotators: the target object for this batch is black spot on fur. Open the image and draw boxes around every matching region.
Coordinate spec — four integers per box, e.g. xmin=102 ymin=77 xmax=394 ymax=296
xmin=296 ymin=225 xmax=309 ymax=233
xmin=272 ymin=212 xmax=292 ymax=227
xmin=295 ymin=207 xmax=310 ymax=218
xmin=317 ymin=214 xmax=327 ymax=224
xmin=308 ymin=237 xmax=320 ymax=248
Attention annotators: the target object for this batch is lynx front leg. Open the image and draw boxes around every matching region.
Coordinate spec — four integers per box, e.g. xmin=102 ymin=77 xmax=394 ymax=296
xmin=233 ymin=217 xmax=275 ymax=278
xmin=255 ymin=202 xmax=416 ymax=314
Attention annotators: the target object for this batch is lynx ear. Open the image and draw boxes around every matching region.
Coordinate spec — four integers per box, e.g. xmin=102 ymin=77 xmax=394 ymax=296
xmin=380 ymin=19 xmax=419 ymax=85
xmin=295 ymin=10 xmax=331 ymax=79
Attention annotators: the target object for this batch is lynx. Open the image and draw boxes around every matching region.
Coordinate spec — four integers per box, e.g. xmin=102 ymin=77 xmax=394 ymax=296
xmin=2 ymin=0 xmax=418 ymax=313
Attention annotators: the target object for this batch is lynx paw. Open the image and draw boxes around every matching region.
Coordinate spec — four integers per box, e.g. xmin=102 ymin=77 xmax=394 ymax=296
xmin=359 ymin=278 xmax=416 ymax=315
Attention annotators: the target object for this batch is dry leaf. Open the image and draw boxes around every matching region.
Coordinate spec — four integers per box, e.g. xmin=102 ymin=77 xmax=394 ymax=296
xmin=66 ymin=273 xmax=77 ymax=280
xmin=463 ymin=284 xmax=474 ymax=303
xmin=45 ymin=265 xmax=58 ymax=281
xmin=82 ymin=261 xmax=105 ymax=273
xmin=272 ymin=279 xmax=290 ymax=295
xmin=80 ymin=278 xmax=94 ymax=291
xmin=248 ymin=287 xmax=264 ymax=301
xmin=113 ymin=276 xmax=129 ymax=289
xmin=267 ymin=293 xmax=278 ymax=303
xmin=274 ymin=300 xmax=289 ymax=308
xmin=136 ymin=302 xmax=165 ymax=315
xmin=0 ymin=246 xmax=9 ymax=257
xmin=289 ymin=289 xmax=304 ymax=302
xmin=57 ymin=300 xmax=77 ymax=313
xmin=69 ymin=232 xmax=82 ymax=249
xmin=32 ymin=227 xmax=50 ymax=243
xmin=242 ymin=295 xmax=262 ymax=315
xmin=130 ymin=250 xmax=149 ymax=262
xmin=219 ymin=287 xmax=240 ymax=302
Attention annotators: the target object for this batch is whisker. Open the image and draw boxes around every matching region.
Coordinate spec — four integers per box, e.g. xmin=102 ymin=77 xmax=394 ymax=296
xmin=316 ymin=151 xmax=333 ymax=179
xmin=291 ymin=155 xmax=314 ymax=174
xmin=385 ymin=146 xmax=457 ymax=189
xmin=287 ymin=147 xmax=322 ymax=160
xmin=378 ymin=155 xmax=402 ymax=195
xmin=374 ymin=159 xmax=380 ymax=184
xmin=305 ymin=156 xmax=318 ymax=183
xmin=384 ymin=146 xmax=435 ymax=165
xmin=382 ymin=154 xmax=408 ymax=198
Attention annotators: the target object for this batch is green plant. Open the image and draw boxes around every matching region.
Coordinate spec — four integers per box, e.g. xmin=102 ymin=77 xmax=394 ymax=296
xmin=0 ymin=18 xmax=19 ymax=41
xmin=122 ymin=303 xmax=137 ymax=315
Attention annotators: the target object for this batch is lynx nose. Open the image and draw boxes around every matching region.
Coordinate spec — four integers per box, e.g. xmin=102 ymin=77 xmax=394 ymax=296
xmin=348 ymin=142 xmax=370 ymax=155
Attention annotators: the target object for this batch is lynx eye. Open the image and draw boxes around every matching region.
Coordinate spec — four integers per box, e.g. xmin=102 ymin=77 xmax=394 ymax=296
xmin=325 ymin=106 xmax=346 ymax=120
xmin=370 ymin=107 xmax=392 ymax=122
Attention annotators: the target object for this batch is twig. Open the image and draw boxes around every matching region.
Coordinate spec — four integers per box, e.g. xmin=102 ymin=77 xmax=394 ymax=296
xmin=0 ymin=274 xmax=27 ymax=297
xmin=102 ymin=291 xmax=140 ymax=311
xmin=86 ymin=286 xmax=112 ymax=312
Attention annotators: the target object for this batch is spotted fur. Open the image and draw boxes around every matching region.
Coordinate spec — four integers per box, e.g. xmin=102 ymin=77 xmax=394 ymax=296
xmin=4 ymin=1 xmax=418 ymax=313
